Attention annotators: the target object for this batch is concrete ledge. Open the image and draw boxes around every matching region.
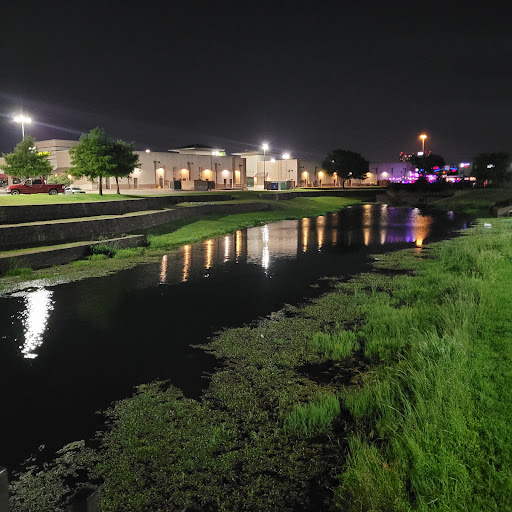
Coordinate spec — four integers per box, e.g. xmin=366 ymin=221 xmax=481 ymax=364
xmin=0 ymin=193 xmax=233 ymax=225
xmin=0 ymin=201 xmax=271 ymax=251
xmin=493 ymin=204 xmax=512 ymax=217
xmin=0 ymin=236 xmax=147 ymax=274
xmin=260 ymin=189 xmax=378 ymax=201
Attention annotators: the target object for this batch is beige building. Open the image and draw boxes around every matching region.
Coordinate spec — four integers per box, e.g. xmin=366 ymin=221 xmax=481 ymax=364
xmin=4 ymin=140 xmax=247 ymax=190
xmin=131 ymin=145 xmax=246 ymax=190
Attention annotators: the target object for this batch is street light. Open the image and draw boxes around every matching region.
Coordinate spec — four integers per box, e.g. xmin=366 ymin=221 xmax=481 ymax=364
xmin=419 ymin=134 xmax=427 ymax=153
xmin=13 ymin=114 xmax=32 ymax=139
xmin=282 ymin=153 xmax=291 ymax=183
xmin=262 ymin=143 xmax=269 ymax=183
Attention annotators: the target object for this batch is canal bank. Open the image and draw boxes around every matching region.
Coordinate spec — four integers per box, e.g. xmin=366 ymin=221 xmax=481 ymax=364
xmin=0 ymin=196 xmax=364 ymax=293
xmin=93 ymin=217 xmax=511 ymax=511
xmin=4 ymin=206 xmax=495 ymax=511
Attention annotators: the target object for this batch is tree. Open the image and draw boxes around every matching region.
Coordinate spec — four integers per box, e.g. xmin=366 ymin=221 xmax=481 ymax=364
xmin=322 ymin=149 xmax=369 ymax=188
xmin=69 ymin=128 xmax=114 ymax=195
xmin=0 ymin=136 xmax=53 ymax=179
xmin=69 ymin=128 xmax=138 ymax=195
xmin=470 ymin=152 xmax=512 ymax=185
xmin=110 ymin=140 xmax=139 ymax=194
xmin=409 ymin=153 xmax=446 ymax=177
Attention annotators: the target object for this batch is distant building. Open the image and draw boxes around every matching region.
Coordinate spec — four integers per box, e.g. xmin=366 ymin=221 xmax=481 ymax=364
xmin=15 ymin=140 xmax=247 ymax=190
xmin=369 ymin=162 xmax=416 ymax=182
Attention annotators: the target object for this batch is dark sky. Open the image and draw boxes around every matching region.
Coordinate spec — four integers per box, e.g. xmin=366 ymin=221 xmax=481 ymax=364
xmin=1 ymin=2 xmax=511 ymax=164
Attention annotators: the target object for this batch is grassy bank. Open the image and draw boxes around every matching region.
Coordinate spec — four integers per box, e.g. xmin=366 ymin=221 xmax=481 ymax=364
xmin=10 ymin=217 xmax=512 ymax=511
xmin=0 ymin=196 xmax=361 ymax=293
xmin=431 ymin=187 xmax=512 ymax=215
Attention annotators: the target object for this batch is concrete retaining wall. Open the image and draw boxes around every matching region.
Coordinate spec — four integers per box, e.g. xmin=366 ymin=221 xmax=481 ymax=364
xmin=0 ymin=202 xmax=271 ymax=250
xmin=260 ymin=189 xmax=378 ymax=201
xmin=0 ymin=194 xmax=233 ymax=225
xmin=0 ymin=235 xmax=147 ymax=274
xmin=493 ymin=204 xmax=512 ymax=217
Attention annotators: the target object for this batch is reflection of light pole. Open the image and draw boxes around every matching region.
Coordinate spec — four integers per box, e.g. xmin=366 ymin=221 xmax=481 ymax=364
xmin=262 ymin=143 xmax=269 ymax=183
xmin=419 ymin=134 xmax=427 ymax=153
xmin=13 ymin=114 xmax=32 ymax=139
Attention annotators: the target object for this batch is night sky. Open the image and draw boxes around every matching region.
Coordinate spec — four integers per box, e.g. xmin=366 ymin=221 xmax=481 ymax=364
xmin=2 ymin=2 xmax=511 ymax=164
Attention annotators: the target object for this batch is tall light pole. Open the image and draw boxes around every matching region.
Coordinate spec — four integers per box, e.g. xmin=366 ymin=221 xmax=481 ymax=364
xmin=282 ymin=152 xmax=290 ymax=184
xmin=13 ymin=114 xmax=32 ymax=139
xmin=419 ymin=134 xmax=427 ymax=153
xmin=262 ymin=143 xmax=269 ymax=184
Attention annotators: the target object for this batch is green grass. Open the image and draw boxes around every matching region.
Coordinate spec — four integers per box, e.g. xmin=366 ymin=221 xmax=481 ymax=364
xmin=310 ymin=330 xmax=359 ymax=359
xmin=431 ymin=188 xmax=512 ymax=214
xmin=284 ymin=392 xmax=341 ymax=435
xmin=3 ymin=267 xmax=33 ymax=277
xmin=148 ymin=196 xmax=361 ymax=250
xmin=0 ymin=193 xmax=141 ymax=205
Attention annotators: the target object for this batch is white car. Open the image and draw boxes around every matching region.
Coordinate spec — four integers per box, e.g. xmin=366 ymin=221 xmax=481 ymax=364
xmin=64 ymin=186 xmax=86 ymax=195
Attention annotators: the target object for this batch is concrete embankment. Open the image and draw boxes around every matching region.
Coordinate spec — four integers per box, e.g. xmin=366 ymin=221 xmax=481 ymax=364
xmin=0 ymin=235 xmax=146 ymax=274
xmin=0 ymin=194 xmax=233 ymax=225
xmin=0 ymin=201 xmax=271 ymax=251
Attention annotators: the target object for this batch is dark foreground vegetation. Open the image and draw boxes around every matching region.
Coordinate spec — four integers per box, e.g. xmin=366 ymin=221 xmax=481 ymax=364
xmin=9 ymin=211 xmax=512 ymax=511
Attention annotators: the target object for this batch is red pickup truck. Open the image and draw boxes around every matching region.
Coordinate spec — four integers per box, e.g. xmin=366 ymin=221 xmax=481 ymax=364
xmin=5 ymin=178 xmax=65 ymax=195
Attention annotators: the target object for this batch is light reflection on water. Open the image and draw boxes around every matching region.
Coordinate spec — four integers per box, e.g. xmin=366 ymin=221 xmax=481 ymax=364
xmin=11 ymin=288 xmax=54 ymax=359
xmin=156 ymin=205 xmax=435 ymax=286
xmin=8 ymin=206 xmax=447 ymax=359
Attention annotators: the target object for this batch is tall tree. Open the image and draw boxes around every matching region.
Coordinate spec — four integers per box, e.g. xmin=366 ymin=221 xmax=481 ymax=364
xmin=470 ymin=152 xmax=512 ymax=185
xmin=69 ymin=128 xmax=115 ymax=195
xmin=409 ymin=153 xmax=446 ymax=177
xmin=322 ymin=149 xmax=369 ymax=188
xmin=0 ymin=136 xmax=53 ymax=179
xmin=110 ymin=140 xmax=140 ymax=194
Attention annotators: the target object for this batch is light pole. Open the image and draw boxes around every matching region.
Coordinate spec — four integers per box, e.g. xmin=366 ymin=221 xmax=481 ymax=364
xmin=262 ymin=143 xmax=269 ymax=184
xmin=282 ymin=153 xmax=290 ymax=184
xmin=419 ymin=134 xmax=427 ymax=153
xmin=13 ymin=114 xmax=32 ymax=139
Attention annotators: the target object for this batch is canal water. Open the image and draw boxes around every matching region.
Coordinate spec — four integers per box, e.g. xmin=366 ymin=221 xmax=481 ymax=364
xmin=0 ymin=205 xmax=471 ymax=469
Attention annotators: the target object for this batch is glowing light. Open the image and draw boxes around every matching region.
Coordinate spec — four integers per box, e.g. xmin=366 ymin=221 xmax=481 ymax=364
xmin=270 ymin=158 xmax=276 ymax=163
xmin=301 ymin=217 xmax=310 ymax=252
xmin=145 ymin=149 xmax=151 ymax=153
xmin=317 ymin=216 xmax=325 ymax=250
xmin=205 ymin=239 xmax=213 ymax=271
xmin=261 ymin=225 xmax=270 ymax=270
xmin=224 ymin=235 xmax=230 ymax=262
xmin=182 ymin=244 xmax=191 ymax=282
xmin=282 ymin=153 xmax=290 ymax=160
xmin=17 ymin=288 xmax=54 ymax=359
xmin=235 ymin=230 xmax=243 ymax=259
xmin=160 ymin=255 xmax=168 ymax=283
xmin=262 ymin=143 xmax=269 ymax=151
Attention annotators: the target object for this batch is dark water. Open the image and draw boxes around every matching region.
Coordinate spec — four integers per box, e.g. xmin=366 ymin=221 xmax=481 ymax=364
xmin=0 ymin=205 xmax=470 ymax=469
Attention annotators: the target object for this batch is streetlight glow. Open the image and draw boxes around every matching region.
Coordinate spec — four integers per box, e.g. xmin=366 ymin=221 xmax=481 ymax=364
xmin=419 ymin=134 xmax=427 ymax=153
xmin=282 ymin=153 xmax=290 ymax=160
xmin=262 ymin=142 xmax=269 ymax=182
xmin=13 ymin=114 xmax=32 ymax=139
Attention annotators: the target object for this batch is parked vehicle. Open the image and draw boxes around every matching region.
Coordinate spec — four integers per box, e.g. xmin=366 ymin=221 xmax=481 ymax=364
xmin=5 ymin=178 xmax=65 ymax=195
xmin=64 ymin=186 xmax=86 ymax=194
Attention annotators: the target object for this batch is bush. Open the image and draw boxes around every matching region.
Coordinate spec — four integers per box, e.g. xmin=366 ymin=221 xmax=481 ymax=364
xmin=90 ymin=244 xmax=117 ymax=257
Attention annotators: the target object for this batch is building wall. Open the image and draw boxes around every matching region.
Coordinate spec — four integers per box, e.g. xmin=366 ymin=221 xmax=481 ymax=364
xmin=23 ymin=141 xmax=247 ymax=190
xmin=369 ymin=162 xmax=415 ymax=182
xmin=131 ymin=151 xmax=246 ymax=190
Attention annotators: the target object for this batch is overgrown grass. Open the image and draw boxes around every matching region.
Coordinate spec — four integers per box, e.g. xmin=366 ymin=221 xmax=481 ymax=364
xmin=310 ymin=330 xmax=359 ymax=359
xmin=3 ymin=267 xmax=33 ymax=277
xmin=284 ymin=392 xmax=341 ymax=435
xmin=431 ymin=188 xmax=512 ymax=215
